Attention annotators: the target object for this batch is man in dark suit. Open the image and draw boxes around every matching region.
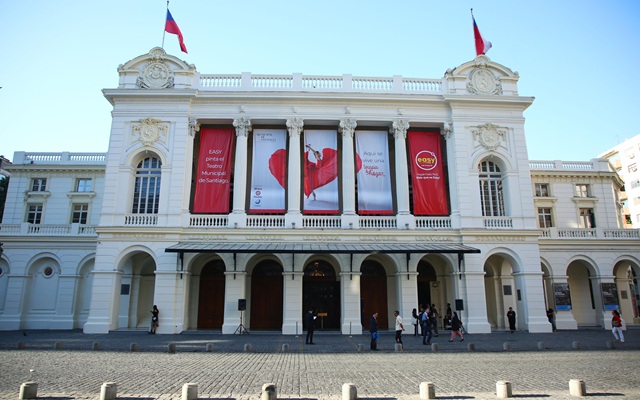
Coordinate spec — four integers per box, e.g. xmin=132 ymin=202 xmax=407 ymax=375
xmin=305 ymin=309 xmax=316 ymax=344
xmin=369 ymin=312 xmax=379 ymax=350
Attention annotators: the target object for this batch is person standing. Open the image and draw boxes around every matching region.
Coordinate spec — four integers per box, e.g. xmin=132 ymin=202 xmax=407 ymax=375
xmin=421 ymin=307 xmax=432 ymax=345
xmin=149 ymin=305 xmax=159 ymax=334
xmin=411 ymin=308 xmax=419 ymax=336
xmin=394 ymin=310 xmax=405 ymax=348
xmin=611 ymin=310 xmax=625 ymax=343
xmin=445 ymin=303 xmax=453 ymax=329
xmin=448 ymin=311 xmax=464 ymax=342
xmin=305 ymin=309 xmax=316 ymax=344
xmin=546 ymin=308 xmax=557 ymax=331
xmin=430 ymin=304 xmax=439 ymax=336
xmin=369 ymin=312 xmax=379 ymax=350
xmin=507 ymin=307 xmax=516 ymax=333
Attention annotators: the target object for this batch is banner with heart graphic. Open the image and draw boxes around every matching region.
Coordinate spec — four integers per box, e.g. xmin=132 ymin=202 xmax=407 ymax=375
xmin=193 ymin=127 xmax=234 ymax=213
xmin=250 ymin=129 xmax=287 ymax=213
xmin=407 ymin=130 xmax=449 ymax=215
xmin=355 ymin=130 xmax=394 ymax=214
xmin=303 ymin=130 xmax=339 ymax=214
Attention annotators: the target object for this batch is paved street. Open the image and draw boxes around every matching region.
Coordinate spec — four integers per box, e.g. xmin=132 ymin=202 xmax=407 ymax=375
xmin=0 ymin=328 xmax=639 ymax=400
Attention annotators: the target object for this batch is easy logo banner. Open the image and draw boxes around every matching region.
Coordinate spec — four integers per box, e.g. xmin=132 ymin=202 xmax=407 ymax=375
xmin=193 ymin=127 xmax=234 ymax=213
xmin=250 ymin=129 xmax=287 ymax=213
xmin=407 ymin=131 xmax=449 ymax=215
xmin=355 ymin=130 xmax=393 ymax=215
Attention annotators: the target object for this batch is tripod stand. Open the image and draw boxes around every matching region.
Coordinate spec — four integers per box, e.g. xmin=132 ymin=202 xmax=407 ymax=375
xmin=234 ymin=310 xmax=249 ymax=334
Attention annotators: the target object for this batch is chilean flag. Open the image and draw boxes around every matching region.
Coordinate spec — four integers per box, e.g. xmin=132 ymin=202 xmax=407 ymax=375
xmin=165 ymin=9 xmax=188 ymax=53
xmin=473 ymin=15 xmax=492 ymax=56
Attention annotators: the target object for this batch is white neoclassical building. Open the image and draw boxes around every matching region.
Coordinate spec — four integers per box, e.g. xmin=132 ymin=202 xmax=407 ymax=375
xmin=0 ymin=48 xmax=638 ymax=335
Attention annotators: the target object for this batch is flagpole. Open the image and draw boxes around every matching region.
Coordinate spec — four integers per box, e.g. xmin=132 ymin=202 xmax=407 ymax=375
xmin=162 ymin=0 xmax=169 ymax=50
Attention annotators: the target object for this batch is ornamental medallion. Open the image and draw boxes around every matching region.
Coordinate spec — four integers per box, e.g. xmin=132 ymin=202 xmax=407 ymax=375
xmin=473 ymin=123 xmax=505 ymax=150
xmin=137 ymin=61 xmax=174 ymax=89
xmin=467 ymin=67 xmax=501 ymax=95
xmin=132 ymin=118 xmax=167 ymax=146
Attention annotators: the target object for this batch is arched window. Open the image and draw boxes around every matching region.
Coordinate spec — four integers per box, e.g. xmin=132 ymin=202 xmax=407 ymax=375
xmin=132 ymin=157 xmax=162 ymax=214
xmin=478 ymin=160 xmax=504 ymax=216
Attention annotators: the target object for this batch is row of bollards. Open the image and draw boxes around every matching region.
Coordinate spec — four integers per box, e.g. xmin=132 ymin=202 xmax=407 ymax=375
xmin=18 ymin=379 xmax=589 ymax=400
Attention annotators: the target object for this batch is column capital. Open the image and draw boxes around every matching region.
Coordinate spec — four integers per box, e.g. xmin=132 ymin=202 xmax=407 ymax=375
xmin=286 ymin=117 xmax=304 ymax=136
xmin=442 ymin=122 xmax=452 ymax=140
xmin=391 ymin=119 xmax=410 ymax=139
xmin=233 ymin=117 xmax=252 ymax=137
xmin=188 ymin=117 xmax=200 ymax=137
xmin=339 ymin=118 xmax=357 ymax=137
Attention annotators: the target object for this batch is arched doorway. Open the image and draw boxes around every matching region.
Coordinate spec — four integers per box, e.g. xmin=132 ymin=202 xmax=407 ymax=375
xmin=417 ymin=261 xmax=437 ymax=311
xmin=250 ymin=260 xmax=283 ymax=330
xmin=361 ymin=260 xmax=388 ymax=330
xmin=567 ymin=261 xmax=597 ymax=326
xmin=303 ymin=260 xmax=340 ymax=330
xmin=198 ymin=260 xmax=225 ymax=329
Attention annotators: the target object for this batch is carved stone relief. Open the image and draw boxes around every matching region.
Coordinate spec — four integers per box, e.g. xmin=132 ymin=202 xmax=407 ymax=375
xmin=132 ymin=118 xmax=168 ymax=146
xmin=137 ymin=61 xmax=174 ymax=89
xmin=473 ymin=123 xmax=506 ymax=151
xmin=467 ymin=58 xmax=502 ymax=95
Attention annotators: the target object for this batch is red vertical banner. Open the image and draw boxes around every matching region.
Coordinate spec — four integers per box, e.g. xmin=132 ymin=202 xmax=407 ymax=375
xmin=193 ymin=127 xmax=235 ymax=213
xmin=407 ymin=131 xmax=449 ymax=215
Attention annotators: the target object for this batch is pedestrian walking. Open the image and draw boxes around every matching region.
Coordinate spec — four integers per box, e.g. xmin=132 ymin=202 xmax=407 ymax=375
xmin=421 ymin=307 xmax=433 ymax=345
xmin=370 ymin=312 xmax=379 ymax=350
xmin=149 ymin=305 xmax=159 ymax=334
xmin=430 ymin=304 xmax=439 ymax=336
xmin=411 ymin=308 xmax=419 ymax=336
xmin=449 ymin=311 xmax=464 ymax=342
xmin=507 ymin=307 xmax=516 ymax=333
xmin=305 ymin=309 xmax=316 ymax=344
xmin=394 ymin=310 xmax=405 ymax=348
xmin=611 ymin=310 xmax=625 ymax=343
xmin=546 ymin=308 xmax=557 ymax=331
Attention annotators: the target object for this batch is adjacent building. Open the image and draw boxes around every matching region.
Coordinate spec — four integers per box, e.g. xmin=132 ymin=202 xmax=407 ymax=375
xmin=0 ymin=48 xmax=638 ymax=334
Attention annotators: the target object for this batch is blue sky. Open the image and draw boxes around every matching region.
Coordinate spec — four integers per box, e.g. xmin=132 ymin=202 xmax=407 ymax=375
xmin=1 ymin=0 xmax=638 ymax=162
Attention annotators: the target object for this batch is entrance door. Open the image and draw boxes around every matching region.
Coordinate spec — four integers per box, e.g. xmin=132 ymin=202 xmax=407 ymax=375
xmin=250 ymin=261 xmax=283 ymax=330
xmin=417 ymin=261 xmax=436 ymax=309
xmin=197 ymin=261 xmax=225 ymax=329
xmin=360 ymin=261 xmax=388 ymax=330
xmin=303 ymin=261 xmax=340 ymax=330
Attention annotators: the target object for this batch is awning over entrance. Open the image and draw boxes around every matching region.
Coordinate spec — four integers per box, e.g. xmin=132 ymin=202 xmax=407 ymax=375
xmin=165 ymin=242 xmax=481 ymax=255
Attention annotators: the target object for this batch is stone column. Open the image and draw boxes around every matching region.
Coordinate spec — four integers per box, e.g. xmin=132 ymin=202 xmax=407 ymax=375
xmin=285 ymin=118 xmax=303 ymax=229
xmin=457 ymin=252 xmax=491 ymax=333
xmin=591 ymin=275 xmax=615 ymax=328
xmin=229 ymin=117 xmax=252 ymax=228
xmin=513 ymin=270 xmax=553 ymax=333
xmin=391 ymin=120 xmax=414 ymax=229
xmin=340 ymin=271 xmax=363 ymax=335
xmin=340 ymin=119 xmax=358 ymax=229
xmin=550 ymin=275 xmax=578 ymax=330
xmin=221 ymin=271 xmax=248 ymax=334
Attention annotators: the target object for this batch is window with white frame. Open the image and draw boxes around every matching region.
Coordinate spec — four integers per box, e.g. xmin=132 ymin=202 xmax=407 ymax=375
xmin=575 ymin=184 xmax=590 ymax=198
xmin=132 ymin=156 xmax=162 ymax=214
xmin=537 ymin=207 xmax=553 ymax=228
xmin=71 ymin=203 xmax=89 ymax=224
xmin=478 ymin=161 xmax=505 ymax=217
xmin=625 ymin=147 xmax=635 ymax=159
xmin=579 ymin=208 xmax=596 ymax=228
xmin=535 ymin=183 xmax=550 ymax=197
xmin=629 ymin=163 xmax=637 ymax=173
xmin=31 ymin=178 xmax=47 ymax=192
xmin=75 ymin=178 xmax=92 ymax=192
xmin=27 ymin=204 xmax=43 ymax=224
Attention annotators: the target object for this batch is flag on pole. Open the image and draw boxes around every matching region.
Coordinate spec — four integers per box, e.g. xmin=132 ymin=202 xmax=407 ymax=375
xmin=165 ymin=9 xmax=188 ymax=53
xmin=472 ymin=14 xmax=492 ymax=56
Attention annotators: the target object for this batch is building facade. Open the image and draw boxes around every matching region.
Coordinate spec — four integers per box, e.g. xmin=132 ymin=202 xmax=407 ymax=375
xmin=0 ymin=48 xmax=638 ymax=334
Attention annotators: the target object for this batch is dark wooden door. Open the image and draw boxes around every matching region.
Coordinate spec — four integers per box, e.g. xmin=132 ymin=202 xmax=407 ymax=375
xmin=197 ymin=261 xmax=225 ymax=329
xmin=250 ymin=262 xmax=283 ymax=330
xmin=360 ymin=261 xmax=388 ymax=330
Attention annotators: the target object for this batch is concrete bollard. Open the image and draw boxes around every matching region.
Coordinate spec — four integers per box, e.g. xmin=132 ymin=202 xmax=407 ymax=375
xmin=569 ymin=379 xmax=586 ymax=397
xmin=261 ymin=383 xmax=277 ymax=400
xmin=168 ymin=343 xmax=177 ymax=353
xmin=394 ymin=343 xmax=403 ymax=352
xmin=537 ymin=341 xmax=545 ymax=350
xmin=17 ymin=341 xmax=26 ymax=350
xmin=419 ymin=382 xmax=436 ymax=400
xmin=100 ymin=382 xmax=117 ymax=400
xmin=130 ymin=343 xmax=139 ymax=352
xmin=606 ymin=340 xmax=615 ymax=349
xmin=282 ymin=343 xmax=290 ymax=352
xmin=19 ymin=382 xmax=38 ymax=400
xmin=244 ymin=343 xmax=253 ymax=352
xmin=54 ymin=341 xmax=64 ymax=350
xmin=182 ymin=383 xmax=198 ymax=400
xmin=431 ymin=343 xmax=439 ymax=352
xmin=572 ymin=341 xmax=580 ymax=349
xmin=92 ymin=342 xmax=102 ymax=351
xmin=357 ymin=344 xmax=365 ymax=352
xmin=496 ymin=380 xmax=513 ymax=398
xmin=503 ymin=342 xmax=511 ymax=351
xmin=467 ymin=343 xmax=476 ymax=351
xmin=206 ymin=343 xmax=214 ymax=352
xmin=342 ymin=383 xmax=357 ymax=400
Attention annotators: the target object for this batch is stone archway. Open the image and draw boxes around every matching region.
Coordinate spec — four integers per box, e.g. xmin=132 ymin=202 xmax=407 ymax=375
xmin=303 ymin=260 xmax=340 ymax=331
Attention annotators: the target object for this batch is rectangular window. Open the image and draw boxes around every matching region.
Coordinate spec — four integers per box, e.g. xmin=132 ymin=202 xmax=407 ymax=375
xmin=633 ymin=197 xmax=640 ymax=206
xmin=75 ymin=178 xmax=92 ymax=192
xmin=27 ymin=204 xmax=43 ymax=224
xmin=537 ymin=207 xmax=553 ymax=228
xmin=535 ymin=183 xmax=550 ymax=197
xmin=629 ymin=163 xmax=637 ymax=173
xmin=579 ymin=208 xmax=596 ymax=228
xmin=631 ymin=180 xmax=640 ymax=190
xmin=31 ymin=178 xmax=47 ymax=192
xmin=575 ymin=184 xmax=590 ymax=198
xmin=71 ymin=204 xmax=89 ymax=224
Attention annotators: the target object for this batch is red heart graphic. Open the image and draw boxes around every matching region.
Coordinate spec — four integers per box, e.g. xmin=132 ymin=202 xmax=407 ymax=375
xmin=304 ymin=148 xmax=339 ymax=198
xmin=268 ymin=149 xmax=287 ymax=188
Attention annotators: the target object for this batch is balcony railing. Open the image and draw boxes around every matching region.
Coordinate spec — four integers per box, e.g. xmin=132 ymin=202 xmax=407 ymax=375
xmin=540 ymin=228 xmax=640 ymax=239
xmin=0 ymin=223 xmax=97 ymax=236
